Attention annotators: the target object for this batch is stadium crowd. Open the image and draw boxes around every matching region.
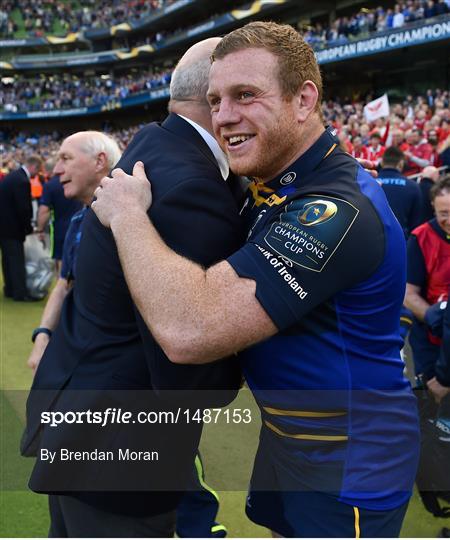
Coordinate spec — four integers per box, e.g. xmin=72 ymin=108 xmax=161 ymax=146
xmin=323 ymin=90 xmax=450 ymax=174
xmin=1 ymin=0 xmax=449 ymax=44
xmin=2 ymin=90 xmax=449 ymax=178
xmin=0 ymin=0 xmax=171 ymax=38
xmin=300 ymin=0 xmax=450 ymax=48
xmin=1 ymin=68 xmax=172 ymax=113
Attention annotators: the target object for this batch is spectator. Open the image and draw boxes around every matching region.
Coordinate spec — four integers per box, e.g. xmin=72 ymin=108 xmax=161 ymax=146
xmin=424 ymin=0 xmax=437 ymax=18
xmin=419 ymin=165 xmax=441 ymax=222
xmin=350 ymin=135 xmax=369 ymax=160
xmin=428 ymin=128 xmax=443 ymax=167
xmin=405 ymin=176 xmax=450 ymax=382
xmin=366 ymin=131 xmax=385 ymax=166
xmin=0 ymin=154 xmax=41 ymax=301
xmin=404 ymin=128 xmax=434 ymax=176
xmin=379 ymin=146 xmax=424 ymax=237
xmin=36 ymin=160 xmax=83 ymax=275
xmin=393 ymin=4 xmax=406 ymax=27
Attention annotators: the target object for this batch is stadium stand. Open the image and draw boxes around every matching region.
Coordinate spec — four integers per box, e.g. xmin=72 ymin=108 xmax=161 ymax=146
xmin=0 ymin=68 xmax=172 ymax=112
xmin=1 ymin=92 xmax=448 ymax=177
xmin=0 ymin=0 xmax=448 ymax=170
xmin=1 ymin=0 xmax=170 ymax=38
xmin=300 ymin=0 xmax=449 ymax=49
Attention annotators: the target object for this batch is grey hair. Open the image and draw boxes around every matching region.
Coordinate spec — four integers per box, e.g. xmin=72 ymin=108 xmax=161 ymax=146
xmin=169 ymin=57 xmax=211 ymax=102
xmin=75 ymin=131 xmax=122 ymax=169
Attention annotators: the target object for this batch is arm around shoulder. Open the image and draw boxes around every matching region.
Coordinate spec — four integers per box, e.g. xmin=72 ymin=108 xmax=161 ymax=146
xmin=110 ymin=211 xmax=277 ymax=364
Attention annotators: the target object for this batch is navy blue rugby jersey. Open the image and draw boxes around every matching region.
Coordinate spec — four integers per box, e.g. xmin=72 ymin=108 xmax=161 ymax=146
xmin=60 ymin=207 xmax=87 ymax=282
xmin=228 ymin=128 xmax=419 ymax=510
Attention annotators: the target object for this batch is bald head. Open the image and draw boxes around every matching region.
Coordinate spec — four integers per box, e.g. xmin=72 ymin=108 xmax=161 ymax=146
xmin=169 ymin=37 xmax=221 ymax=106
xmin=66 ymin=131 xmax=121 ymax=170
xmin=54 ymin=131 xmax=122 ymax=205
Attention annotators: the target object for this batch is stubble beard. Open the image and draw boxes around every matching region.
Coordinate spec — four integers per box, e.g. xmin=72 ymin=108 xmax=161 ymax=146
xmin=235 ymin=119 xmax=299 ymax=183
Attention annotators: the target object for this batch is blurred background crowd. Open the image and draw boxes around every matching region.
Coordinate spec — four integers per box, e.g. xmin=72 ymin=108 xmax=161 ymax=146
xmin=0 ymin=0 xmax=448 ymax=43
xmin=0 ymin=69 xmax=172 ymax=113
xmin=1 ymin=0 xmax=171 ymax=38
xmin=301 ymin=0 xmax=449 ymax=48
xmin=1 ymin=90 xmax=449 ymax=180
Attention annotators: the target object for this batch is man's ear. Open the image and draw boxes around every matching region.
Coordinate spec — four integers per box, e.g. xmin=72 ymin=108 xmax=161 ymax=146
xmin=295 ymin=80 xmax=319 ymax=123
xmin=96 ymin=152 xmax=107 ymax=172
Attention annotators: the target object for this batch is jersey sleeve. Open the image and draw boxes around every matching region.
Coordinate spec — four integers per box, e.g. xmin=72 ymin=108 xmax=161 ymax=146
xmin=406 ymin=234 xmax=426 ymax=287
xmin=60 ymin=230 xmax=72 ymax=280
xmin=39 ymin=181 xmax=52 ymax=207
xmin=227 ymin=193 xmax=385 ymax=330
xmin=60 ymin=213 xmax=83 ymax=280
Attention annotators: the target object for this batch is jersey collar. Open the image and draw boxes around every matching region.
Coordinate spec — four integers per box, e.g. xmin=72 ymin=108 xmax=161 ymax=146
xmin=257 ymin=126 xmax=339 ymax=194
xmin=378 ymin=168 xmax=404 ymax=178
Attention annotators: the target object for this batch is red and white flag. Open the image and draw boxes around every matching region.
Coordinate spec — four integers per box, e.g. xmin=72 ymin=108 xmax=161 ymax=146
xmin=364 ymin=94 xmax=390 ymax=122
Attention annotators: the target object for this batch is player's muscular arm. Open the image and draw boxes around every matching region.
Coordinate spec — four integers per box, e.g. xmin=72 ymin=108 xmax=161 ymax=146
xmin=92 ymin=162 xmax=277 ymax=363
xmin=109 ymin=209 xmax=277 ymax=363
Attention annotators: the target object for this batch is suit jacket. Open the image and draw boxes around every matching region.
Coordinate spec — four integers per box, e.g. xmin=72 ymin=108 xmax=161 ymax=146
xmin=0 ymin=166 xmax=32 ymax=241
xmin=22 ymin=114 xmax=244 ymax=516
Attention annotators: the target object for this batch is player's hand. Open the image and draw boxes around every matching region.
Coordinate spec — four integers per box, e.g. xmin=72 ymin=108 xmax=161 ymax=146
xmin=355 ymin=157 xmax=378 ymax=178
xmin=92 ymin=161 xmax=152 ymax=228
xmin=426 ymin=376 xmax=450 ymax=404
xmin=27 ymin=333 xmax=50 ymax=376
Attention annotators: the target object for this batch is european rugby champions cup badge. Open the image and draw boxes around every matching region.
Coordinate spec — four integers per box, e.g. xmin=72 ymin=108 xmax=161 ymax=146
xmin=264 ymin=195 xmax=359 ymax=272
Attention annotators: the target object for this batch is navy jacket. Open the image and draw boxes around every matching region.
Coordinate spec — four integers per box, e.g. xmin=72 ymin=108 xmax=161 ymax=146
xmin=22 ymin=115 xmax=244 ymax=515
xmin=378 ymin=168 xmax=423 ymax=237
xmin=0 ymin=166 xmax=32 ymax=241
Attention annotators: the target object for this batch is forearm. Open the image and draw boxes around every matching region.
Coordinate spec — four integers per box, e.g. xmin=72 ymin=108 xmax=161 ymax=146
xmin=410 ymin=155 xmax=431 ymax=168
xmin=404 ymin=290 xmax=430 ymax=321
xmin=93 ymin=164 xmax=276 ymax=362
xmin=28 ymin=278 xmax=69 ymax=374
xmin=39 ymin=278 xmax=69 ymax=330
xmin=36 ymin=206 xmax=50 ymax=232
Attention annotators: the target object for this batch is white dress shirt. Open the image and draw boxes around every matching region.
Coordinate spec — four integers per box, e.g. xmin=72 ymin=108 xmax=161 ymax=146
xmin=178 ymin=114 xmax=229 ymax=181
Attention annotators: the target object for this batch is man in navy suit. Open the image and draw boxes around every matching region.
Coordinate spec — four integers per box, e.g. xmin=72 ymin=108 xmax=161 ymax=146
xmin=22 ymin=38 xmax=242 ymax=537
xmin=0 ymin=155 xmax=41 ymax=301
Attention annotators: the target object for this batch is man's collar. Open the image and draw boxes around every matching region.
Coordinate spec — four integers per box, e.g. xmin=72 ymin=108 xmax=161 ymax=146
xmin=260 ymin=126 xmax=339 ymax=193
xmin=177 ymin=114 xmax=229 ymax=181
xmin=379 ymin=168 xmax=404 ymax=177
xmin=21 ymin=164 xmax=31 ymax=179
